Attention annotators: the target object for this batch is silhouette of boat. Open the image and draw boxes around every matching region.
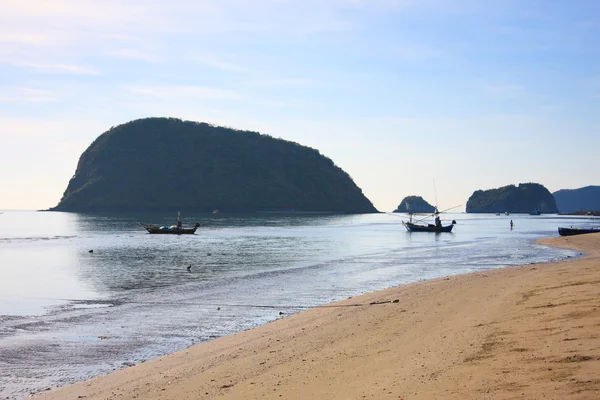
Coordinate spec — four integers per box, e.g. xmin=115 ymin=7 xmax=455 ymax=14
xmin=400 ymin=182 xmax=459 ymax=233
xmin=143 ymin=223 xmax=199 ymax=234
xmin=403 ymin=221 xmax=455 ymax=233
xmin=558 ymin=227 xmax=600 ymax=236
xmin=402 ymin=207 xmax=457 ymax=233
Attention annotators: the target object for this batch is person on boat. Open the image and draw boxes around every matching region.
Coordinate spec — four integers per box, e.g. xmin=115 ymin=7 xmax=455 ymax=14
xmin=435 ymin=215 xmax=442 ymax=228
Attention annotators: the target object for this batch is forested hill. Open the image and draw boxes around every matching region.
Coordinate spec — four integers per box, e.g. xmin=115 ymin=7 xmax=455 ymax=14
xmin=553 ymin=186 xmax=600 ymax=213
xmin=466 ymin=183 xmax=558 ymax=213
xmin=51 ymin=118 xmax=378 ymax=213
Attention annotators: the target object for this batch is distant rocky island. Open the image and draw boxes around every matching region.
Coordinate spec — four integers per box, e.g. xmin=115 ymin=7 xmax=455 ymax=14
xmin=466 ymin=183 xmax=558 ymax=214
xmin=553 ymin=186 xmax=600 ymax=214
xmin=50 ymin=118 xmax=378 ymax=213
xmin=393 ymin=196 xmax=435 ymax=213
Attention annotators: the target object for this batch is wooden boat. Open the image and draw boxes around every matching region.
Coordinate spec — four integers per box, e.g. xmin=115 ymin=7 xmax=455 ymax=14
xmin=143 ymin=223 xmax=199 ymax=234
xmin=400 ymin=184 xmax=459 ymax=233
xmin=403 ymin=221 xmax=454 ymax=233
xmin=142 ymin=211 xmax=199 ymax=234
xmin=558 ymin=226 xmax=600 ymax=236
xmin=401 ymin=202 xmax=459 ymax=233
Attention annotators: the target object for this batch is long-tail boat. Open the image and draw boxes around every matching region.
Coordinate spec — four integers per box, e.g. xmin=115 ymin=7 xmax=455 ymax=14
xmin=402 ymin=207 xmax=457 ymax=233
xmin=403 ymin=221 xmax=455 ymax=233
xmin=142 ymin=211 xmax=199 ymax=234
xmin=143 ymin=223 xmax=199 ymax=234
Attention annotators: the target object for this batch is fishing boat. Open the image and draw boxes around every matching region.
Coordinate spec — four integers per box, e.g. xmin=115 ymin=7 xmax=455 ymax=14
xmin=142 ymin=211 xmax=200 ymax=234
xmin=402 ymin=208 xmax=457 ymax=233
xmin=399 ymin=181 xmax=459 ymax=233
xmin=558 ymin=226 xmax=600 ymax=236
xmin=143 ymin=223 xmax=199 ymax=234
xmin=403 ymin=220 xmax=455 ymax=233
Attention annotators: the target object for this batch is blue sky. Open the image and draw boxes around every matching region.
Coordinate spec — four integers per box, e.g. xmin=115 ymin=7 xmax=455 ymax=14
xmin=1 ymin=0 xmax=598 ymax=211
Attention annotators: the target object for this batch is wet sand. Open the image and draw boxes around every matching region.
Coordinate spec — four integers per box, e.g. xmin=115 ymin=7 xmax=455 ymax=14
xmin=36 ymin=233 xmax=600 ymax=399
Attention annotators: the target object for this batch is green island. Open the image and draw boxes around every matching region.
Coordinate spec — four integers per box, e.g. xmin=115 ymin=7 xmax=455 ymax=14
xmin=466 ymin=183 xmax=558 ymax=214
xmin=553 ymin=186 xmax=600 ymax=214
xmin=50 ymin=118 xmax=378 ymax=213
xmin=393 ymin=196 xmax=436 ymax=213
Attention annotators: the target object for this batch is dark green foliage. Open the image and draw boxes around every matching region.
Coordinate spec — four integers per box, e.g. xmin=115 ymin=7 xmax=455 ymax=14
xmin=466 ymin=183 xmax=558 ymax=213
xmin=393 ymin=196 xmax=435 ymax=213
xmin=553 ymin=186 xmax=600 ymax=213
xmin=51 ymin=118 xmax=378 ymax=213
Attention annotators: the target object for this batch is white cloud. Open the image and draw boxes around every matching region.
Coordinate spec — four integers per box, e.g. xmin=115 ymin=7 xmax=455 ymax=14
xmin=246 ymin=78 xmax=314 ymax=86
xmin=108 ymin=49 xmax=158 ymax=63
xmin=185 ymin=53 xmax=250 ymax=73
xmin=0 ymin=87 xmax=59 ymax=103
xmin=9 ymin=60 xmax=101 ymax=75
xmin=0 ymin=31 xmax=65 ymax=47
xmin=0 ymin=0 xmax=380 ymax=80
xmin=0 ymin=117 xmax=106 ymax=141
xmin=128 ymin=85 xmax=246 ymax=101
xmin=0 ymin=0 xmax=353 ymax=43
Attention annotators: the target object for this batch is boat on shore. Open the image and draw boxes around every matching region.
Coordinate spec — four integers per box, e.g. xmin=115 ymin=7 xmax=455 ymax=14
xmin=558 ymin=226 xmax=600 ymax=236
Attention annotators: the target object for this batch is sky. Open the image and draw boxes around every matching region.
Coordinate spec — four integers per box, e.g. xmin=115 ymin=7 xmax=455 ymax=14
xmin=1 ymin=0 xmax=598 ymax=212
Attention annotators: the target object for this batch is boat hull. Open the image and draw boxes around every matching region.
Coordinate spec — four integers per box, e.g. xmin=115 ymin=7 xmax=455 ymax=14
xmin=558 ymin=227 xmax=600 ymax=236
xmin=403 ymin=222 xmax=454 ymax=233
xmin=144 ymin=226 xmax=198 ymax=234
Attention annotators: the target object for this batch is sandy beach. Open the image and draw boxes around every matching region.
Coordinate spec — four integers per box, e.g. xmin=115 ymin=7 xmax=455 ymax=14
xmin=36 ymin=233 xmax=600 ymax=400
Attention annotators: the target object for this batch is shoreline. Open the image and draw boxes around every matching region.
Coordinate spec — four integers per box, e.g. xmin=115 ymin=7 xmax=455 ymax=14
xmin=36 ymin=233 xmax=600 ymax=399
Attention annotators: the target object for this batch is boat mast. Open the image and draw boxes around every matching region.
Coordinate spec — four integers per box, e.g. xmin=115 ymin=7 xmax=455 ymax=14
xmin=433 ymin=178 xmax=439 ymax=214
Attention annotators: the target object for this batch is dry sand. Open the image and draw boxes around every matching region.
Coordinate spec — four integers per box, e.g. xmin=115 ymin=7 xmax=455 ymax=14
xmin=37 ymin=233 xmax=600 ymax=400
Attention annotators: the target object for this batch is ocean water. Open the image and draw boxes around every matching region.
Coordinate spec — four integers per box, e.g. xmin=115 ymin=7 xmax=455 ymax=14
xmin=0 ymin=210 xmax=595 ymax=399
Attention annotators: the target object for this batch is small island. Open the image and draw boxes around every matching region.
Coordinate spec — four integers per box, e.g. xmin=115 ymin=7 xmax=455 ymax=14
xmin=466 ymin=183 xmax=558 ymax=214
xmin=50 ymin=118 xmax=378 ymax=213
xmin=393 ymin=196 xmax=436 ymax=213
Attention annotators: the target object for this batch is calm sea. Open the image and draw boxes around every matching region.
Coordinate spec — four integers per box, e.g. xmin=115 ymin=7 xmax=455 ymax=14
xmin=0 ymin=210 xmax=596 ymax=398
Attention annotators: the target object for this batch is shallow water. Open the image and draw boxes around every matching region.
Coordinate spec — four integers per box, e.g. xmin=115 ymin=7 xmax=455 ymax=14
xmin=0 ymin=210 xmax=595 ymax=398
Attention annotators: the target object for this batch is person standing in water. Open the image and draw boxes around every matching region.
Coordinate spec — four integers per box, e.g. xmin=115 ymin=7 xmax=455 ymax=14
xmin=510 ymin=220 xmax=514 ymax=230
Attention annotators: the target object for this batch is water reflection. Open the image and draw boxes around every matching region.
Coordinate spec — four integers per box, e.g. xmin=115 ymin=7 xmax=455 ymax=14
xmin=0 ymin=219 xmax=97 ymax=315
xmin=0 ymin=210 xmax=80 ymax=240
